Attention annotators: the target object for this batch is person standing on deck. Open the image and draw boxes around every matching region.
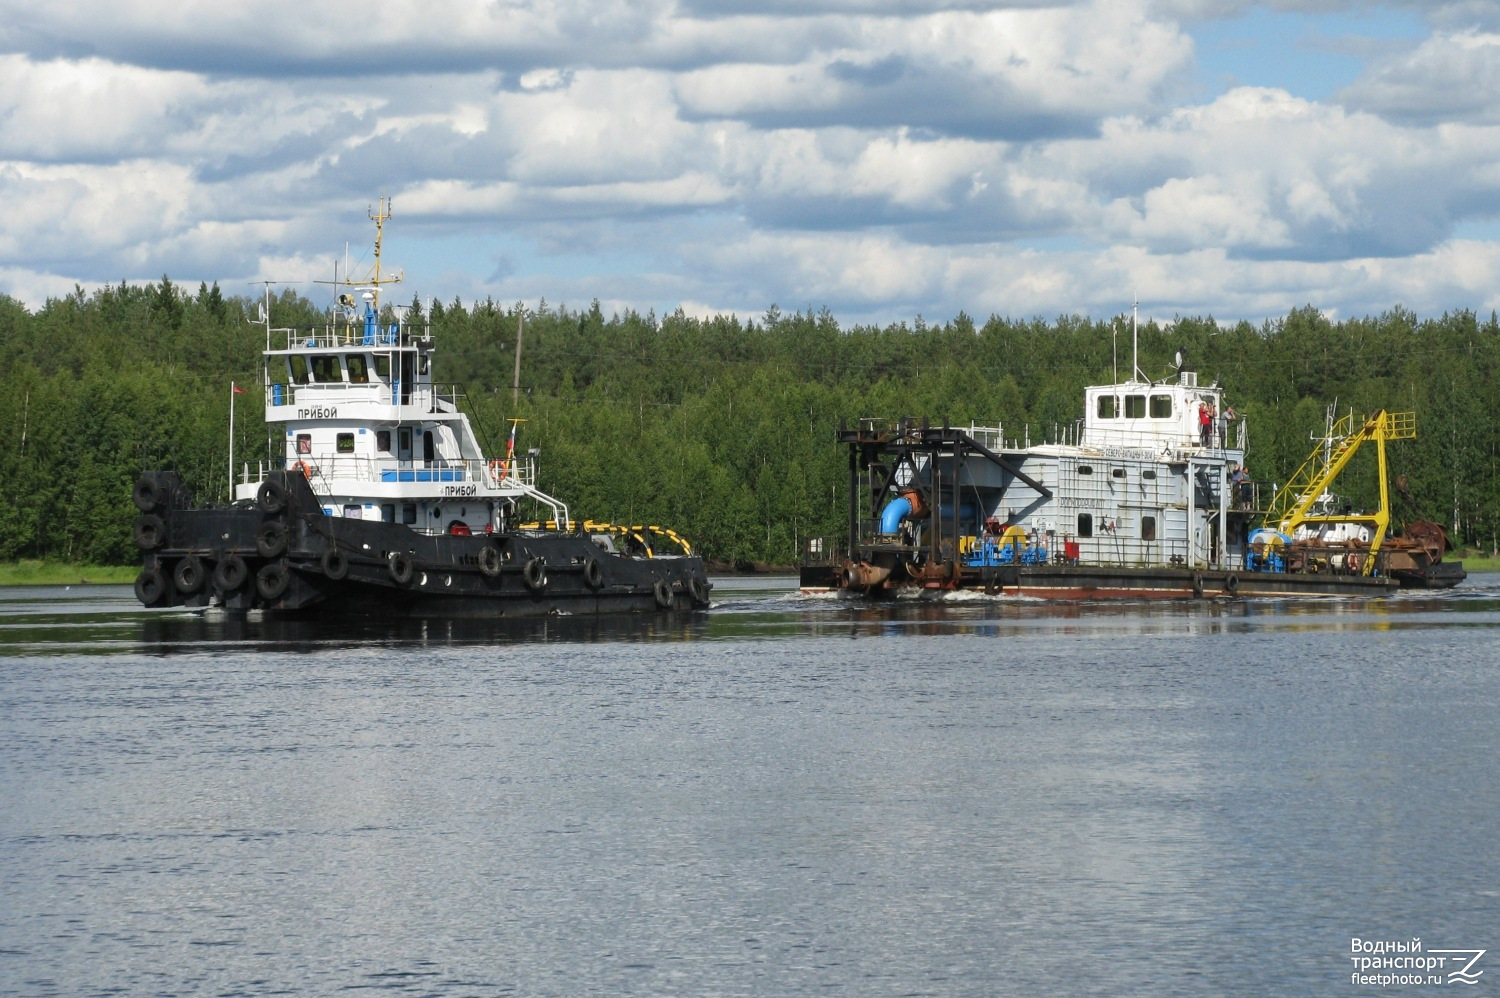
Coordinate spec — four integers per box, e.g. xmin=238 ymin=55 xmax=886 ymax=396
xmin=1199 ymin=401 xmax=1214 ymax=447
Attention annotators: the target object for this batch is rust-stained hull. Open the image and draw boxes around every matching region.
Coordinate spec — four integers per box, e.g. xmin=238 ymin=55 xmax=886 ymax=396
xmin=800 ymin=562 xmax=1399 ymax=599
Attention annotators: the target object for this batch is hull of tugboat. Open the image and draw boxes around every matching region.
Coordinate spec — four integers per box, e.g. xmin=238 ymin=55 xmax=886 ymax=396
xmin=133 ymin=471 xmax=712 ymax=616
xmin=800 ymin=561 xmax=1398 ymax=599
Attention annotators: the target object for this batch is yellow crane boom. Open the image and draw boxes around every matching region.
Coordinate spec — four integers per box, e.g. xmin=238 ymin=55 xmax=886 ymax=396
xmin=1261 ymin=409 xmax=1416 ymax=575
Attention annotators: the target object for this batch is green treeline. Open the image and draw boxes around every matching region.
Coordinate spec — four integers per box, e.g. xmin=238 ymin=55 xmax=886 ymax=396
xmin=3 ymin=280 xmax=1498 ymax=566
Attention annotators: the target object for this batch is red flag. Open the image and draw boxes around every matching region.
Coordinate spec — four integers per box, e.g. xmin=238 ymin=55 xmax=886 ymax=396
xmin=232 ymin=384 xmax=246 ymax=394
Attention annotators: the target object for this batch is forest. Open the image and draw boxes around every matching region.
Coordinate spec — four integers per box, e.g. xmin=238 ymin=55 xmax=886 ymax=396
xmin=1 ymin=277 xmax=1497 ymax=567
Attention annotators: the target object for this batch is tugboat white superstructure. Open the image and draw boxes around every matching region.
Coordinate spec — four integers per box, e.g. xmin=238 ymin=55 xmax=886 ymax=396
xmin=133 ymin=200 xmax=711 ymax=615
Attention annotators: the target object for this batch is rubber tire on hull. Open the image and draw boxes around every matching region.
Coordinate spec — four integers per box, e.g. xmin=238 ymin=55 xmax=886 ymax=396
xmin=134 ymin=514 xmax=166 ymax=550
xmin=214 ymin=554 xmax=249 ymax=592
xmin=478 ymin=544 xmax=503 ymax=578
xmin=257 ymin=480 xmax=287 ymax=515
xmin=583 ymin=556 xmax=604 ymax=590
xmin=256 ymin=561 xmax=291 ymax=601
xmin=1224 ymin=574 xmax=1239 ymax=595
xmin=653 ymin=578 xmax=673 ymax=609
xmin=173 ymin=555 xmax=205 ymax=594
xmin=688 ymin=575 xmax=708 ymax=605
xmin=135 ymin=568 xmax=168 ymax=605
xmin=256 ymin=520 xmax=288 ymax=558
xmin=133 ymin=477 xmax=163 ymax=513
xmin=322 ymin=548 xmax=348 ymax=581
xmin=389 ymin=552 xmax=415 ymax=585
xmin=523 ymin=557 xmax=547 ymax=592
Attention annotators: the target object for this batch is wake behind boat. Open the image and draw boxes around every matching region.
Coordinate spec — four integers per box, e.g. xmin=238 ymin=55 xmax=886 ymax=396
xmin=133 ymin=200 xmax=711 ymax=616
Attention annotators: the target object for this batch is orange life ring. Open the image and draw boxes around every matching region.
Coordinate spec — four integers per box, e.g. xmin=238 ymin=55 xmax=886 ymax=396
xmin=489 ymin=459 xmax=509 ymax=481
xmin=293 ymin=461 xmax=312 ymax=479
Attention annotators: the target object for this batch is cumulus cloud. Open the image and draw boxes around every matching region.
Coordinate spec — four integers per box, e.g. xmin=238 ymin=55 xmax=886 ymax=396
xmin=1339 ymin=29 xmax=1500 ymax=125
xmin=0 ymin=0 xmax=1497 ymax=326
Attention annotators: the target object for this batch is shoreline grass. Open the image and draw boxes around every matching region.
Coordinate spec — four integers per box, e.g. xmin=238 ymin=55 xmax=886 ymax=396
xmin=0 ymin=561 xmax=139 ymax=586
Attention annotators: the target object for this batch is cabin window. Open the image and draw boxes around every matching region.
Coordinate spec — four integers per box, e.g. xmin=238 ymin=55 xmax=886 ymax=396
xmin=296 ymin=434 xmax=312 ymax=455
xmin=337 ymin=432 xmax=355 ymax=454
xmin=381 ymin=504 xmax=395 ymax=524
xmin=1096 ymin=396 xmax=1118 ymax=419
xmin=402 ymin=503 xmax=417 ymax=525
xmin=1124 ymin=394 xmax=1146 ymax=418
xmin=311 ymin=355 xmax=340 ymax=383
xmin=424 ymin=431 xmax=435 ymax=463
xmin=1078 ymin=513 xmax=1094 ymax=538
xmin=347 ymin=355 xmax=369 ymax=384
xmin=1149 ymin=394 xmax=1172 ymax=418
xmin=1142 ymin=470 xmax=1156 ymax=480
xmin=374 ymin=355 xmax=391 ymax=380
xmin=376 ymin=430 xmax=391 ymax=452
xmin=343 ymin=504 xmax=362 ymax=520
xmin=418 ymin=354 xmax=431 ymax=376
xmin=288 ymin=355 xmax=310 ymax=385
xmin=1112 ymin=468 xmax=1126 ymax=479
xmin=397 ymin=427 xmax=412 ymax=458
xmin=1142 ymin=515 xmax=1157 ymax=541
xmin=1078 ymin=465 xmax=1094 ymax=476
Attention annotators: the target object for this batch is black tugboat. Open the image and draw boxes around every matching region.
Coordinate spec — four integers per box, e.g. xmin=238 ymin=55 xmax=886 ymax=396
xmin=133 ymin=200 xmax=711 ymax=616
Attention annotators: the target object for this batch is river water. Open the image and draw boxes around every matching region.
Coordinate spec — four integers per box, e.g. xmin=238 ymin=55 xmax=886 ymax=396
xmin=2 ymin=576 xmax=1498 ymax=996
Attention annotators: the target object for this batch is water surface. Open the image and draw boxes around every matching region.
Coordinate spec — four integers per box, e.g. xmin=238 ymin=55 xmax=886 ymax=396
xmin=2 ymin=576 xmax=1498 ymax=995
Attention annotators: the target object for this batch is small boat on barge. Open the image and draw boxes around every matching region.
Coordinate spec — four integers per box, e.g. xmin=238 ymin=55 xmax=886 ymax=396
xmin=802 ymin=326 xmax=1464 ymax=600
xmin=133 ymin=201 xmax=711 ymax=616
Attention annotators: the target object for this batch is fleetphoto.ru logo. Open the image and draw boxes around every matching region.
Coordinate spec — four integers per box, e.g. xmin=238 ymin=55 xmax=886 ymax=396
xmin=1350 ymin=938 xmax=1486 ymax=986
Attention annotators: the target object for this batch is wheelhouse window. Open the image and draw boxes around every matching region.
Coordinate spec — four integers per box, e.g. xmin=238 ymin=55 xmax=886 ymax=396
xmin=374 ymin=355 xmax=391 ymax=380
xmin=1142 ymin=515 xmax=1157 ymax=541
xmin=310 ymin=355 xmax=340 ymax=383
xmin=1078 ymin=513 xmax=1094 ymax=538
xmin=336 ymin=433 xmax=355 ymax=454
xmin=288 ymin=355 xmax=310 ymax=385
xmin=1149 ymin=394 xmax=1172 ymax=418
xmin=1124 ymin=394 xmax=1146 ymax=418
xmin=1096 ymin=396 xmax=1118 ymax=419
xmin=347 ymin=355 xmax=369 ymax=384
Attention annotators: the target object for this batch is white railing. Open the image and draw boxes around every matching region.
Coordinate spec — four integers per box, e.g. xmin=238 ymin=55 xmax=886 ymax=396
xmin=242 ymin=455 xmax=538 ymax=490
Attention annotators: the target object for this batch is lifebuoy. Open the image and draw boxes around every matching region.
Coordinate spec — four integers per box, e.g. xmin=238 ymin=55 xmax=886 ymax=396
xmin=256 ymin=520 xmax=288 ymax=558
xmin=389 ymin=551 xmax=415 ymax=585
xmin=257 ymin=479 xmax=287 ymax=514
xmin=134 ymin=567 xmax=167 ymax=605
xmin=134 ymin=513 xmax=165 ymax=550
xmin=478 ymin=544 xmax=503 ymax=578
xmin=688 ymin=575 xmax=709 ymax=604
xmin=1224 ymin=573 xmax=1239 ymax=594
xmin=173 ymin=555 xmax=205 ymax=594
xmin=489 ymin=459 xmax=509 ymax=482
xmin=293 ymin=461 xmax=313 ymax=480
xmin=1346 ymin=552 xmax=1363 ymax=575
xmin=583 ymin=556 xmax=604 ymax=590
xmin=256 ymin=561 xmax=291 ymax=600
xmin=523 ymin=557 xmax=547 ymax=592
xmin=133 ymin=477 xmax=163 ymax=513
xmin=214 ymin=554 xmax=248 ymax=591
xmin=652 ymin=578 xmax=673 ymax=609
xmin=322 ymin=548 xmax=348 ymax=580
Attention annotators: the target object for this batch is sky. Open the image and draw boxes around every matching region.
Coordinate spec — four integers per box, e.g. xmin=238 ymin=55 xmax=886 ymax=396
xmin=1 ymin=0 xmax=1498 ymax=326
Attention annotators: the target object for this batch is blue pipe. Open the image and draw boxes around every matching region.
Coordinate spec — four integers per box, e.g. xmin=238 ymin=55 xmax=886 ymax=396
xmin=879 ymin=496 xmax=912 ymax=533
